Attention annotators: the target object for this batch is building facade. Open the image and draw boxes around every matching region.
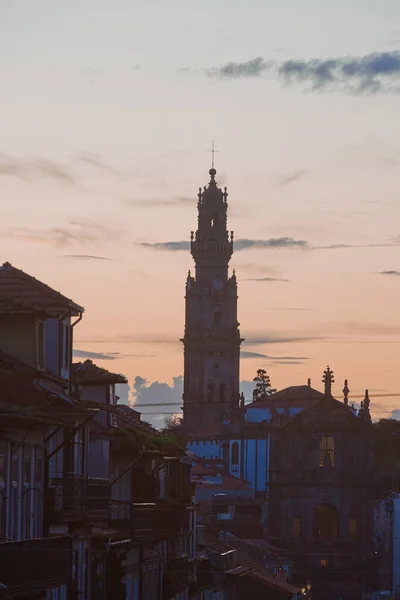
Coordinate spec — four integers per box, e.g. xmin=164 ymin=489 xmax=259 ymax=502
xmin=0 ymin=262 xmax=199 ymax=600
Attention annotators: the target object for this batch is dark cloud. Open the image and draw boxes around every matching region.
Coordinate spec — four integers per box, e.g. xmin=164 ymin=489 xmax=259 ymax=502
xmin=243 ymin=335 xmax=321 ymax=346
xmin=243 ymin=277 xmax=289 ymax=282
xmin=241 ymin=350 xmax=311 ymax=360
xmin=138 ymin=240 xmax=190 ymax=252
xmin=278 ymin=51 xmax=400 ymax=93
xmin=73 ymin=349 xmax=154 ymax=360
xmin=73 ymin=152 xmax=123 ymax=178
xmin=0 ymin=153 xmax=77 ymax=186
xmin=241 ymin=351 xmax=269 ymax=359
xmin=206 ymin=51 xmax=400 ymax=94
xmin=73 ymin=349 xmax=121 ymax=361
xmin=271 ymin=360 xmax=304 ymax=365
xmin=379 ymin=270 xmax=400 ymax=276
xmin=207 ymin=56 xmax=268 ymax=78
xmin=62 ymin=254 xmax=114 ymax=261
xmin=312 ymin=241 xmax=400 ymax=250
xmin=3 ymin=219 xmax=123 ymax=248
xmin=138 ymin=237 xmax=309 ymax=252
xmin=278 ymin=170 xmax=307 ymax=186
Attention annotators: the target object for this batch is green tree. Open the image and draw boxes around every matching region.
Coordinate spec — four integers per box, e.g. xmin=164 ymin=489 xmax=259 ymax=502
xmin=161 ymin=415 xmax=184 ymax=440
xmin=252 ymin=369 xmax=276 ymax=401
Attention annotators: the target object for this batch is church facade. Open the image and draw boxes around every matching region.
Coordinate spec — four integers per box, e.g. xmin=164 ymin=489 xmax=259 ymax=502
xmin=182 ymin=166 xmax=377 ymax=595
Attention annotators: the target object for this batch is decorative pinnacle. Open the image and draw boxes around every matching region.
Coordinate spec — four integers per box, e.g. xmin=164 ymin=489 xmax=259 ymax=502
xmin=322 ymin=366 xmax=335 ymax=397
xmin=343 ymin=379 xmax=349 ymax=405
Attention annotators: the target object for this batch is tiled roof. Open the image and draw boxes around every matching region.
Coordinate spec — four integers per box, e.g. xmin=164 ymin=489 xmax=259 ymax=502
xmin=0 ymin=262 xmax=83 ymax=316
xmin=72 ymin=360 xmax=128 ymax=384
xmin=114 ymin=404 xmax=159 ymax=435
xmin=245 ymin=385 xmax=324 ymax=410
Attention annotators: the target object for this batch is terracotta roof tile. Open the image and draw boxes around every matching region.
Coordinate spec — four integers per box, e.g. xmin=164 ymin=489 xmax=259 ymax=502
xmin=72 ymin=360 xmax=128 ymax=384
xmin=0 ymin=262 xmax=83 ymax=315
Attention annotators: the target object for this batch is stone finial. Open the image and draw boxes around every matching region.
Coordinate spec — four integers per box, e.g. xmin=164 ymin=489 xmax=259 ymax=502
xmin=307 ymin=378 xmax=311 ymax=387
xmin=322 ymin=366 xmax=335 ymax=397
xmin=343 ymin=379 xmax=349 ymax=405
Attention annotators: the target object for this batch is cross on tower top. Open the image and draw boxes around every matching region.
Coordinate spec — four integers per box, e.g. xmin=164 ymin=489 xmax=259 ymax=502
xmin=208 ymin=140 xmax=219 ymax=169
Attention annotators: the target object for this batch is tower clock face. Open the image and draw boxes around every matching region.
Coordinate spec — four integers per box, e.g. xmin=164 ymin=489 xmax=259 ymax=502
xmin=213 ymin=278 xmax=223 ymax=291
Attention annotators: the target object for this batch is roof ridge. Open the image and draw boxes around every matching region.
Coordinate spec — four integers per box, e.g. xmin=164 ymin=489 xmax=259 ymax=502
xmin=0 ymin=262 xmax=84 ymax=312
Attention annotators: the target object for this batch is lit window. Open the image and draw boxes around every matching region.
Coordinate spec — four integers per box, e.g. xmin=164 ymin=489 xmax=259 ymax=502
xmin=319 ymin=436 xmax=335 ymax=468
xmin=320 ymin=559 xmax=328 ymax=568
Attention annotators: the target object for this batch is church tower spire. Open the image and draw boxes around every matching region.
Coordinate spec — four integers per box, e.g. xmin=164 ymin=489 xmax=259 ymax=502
xmin=182 ymin=165 xmax=243 ymax=434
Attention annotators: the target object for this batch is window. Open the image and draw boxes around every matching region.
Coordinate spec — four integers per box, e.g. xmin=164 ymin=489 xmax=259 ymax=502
xmin=320 ymin=559 xmax=328 ymax=568
xmin=37 ymin=321 xmax=45 ymax=369
xmin=319 ymin=436 xmax=335 ymax=468
xmin=0 ymin=442 xmax=7 ymax=484
xmin=231 ymin=442 xmax=239 ymax=471
xmin=293 ymin=517 xmax=302 ymax=540
xmin=313 ymin=504 xmax=339 ymax=541
xmin=213 ymin=312 xmax=222 ymax=328
xmin=62 ymin=324 xmax=70 ymax=368
xmin=219 ymin=383 xmax=226 ymax=402
xmin=207 ymin=383 xmax=214 ymax=403
xmin=349 ymin=518 xmax=357 ymax=540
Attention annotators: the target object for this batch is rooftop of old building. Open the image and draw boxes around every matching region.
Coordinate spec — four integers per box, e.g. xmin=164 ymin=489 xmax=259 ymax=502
xmin=0 ymin=262 xmax=84 ymax=316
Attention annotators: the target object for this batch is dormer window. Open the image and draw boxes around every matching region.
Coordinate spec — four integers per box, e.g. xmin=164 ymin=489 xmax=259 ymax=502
xmin=36 ymin=321 xmax=45 ymax=369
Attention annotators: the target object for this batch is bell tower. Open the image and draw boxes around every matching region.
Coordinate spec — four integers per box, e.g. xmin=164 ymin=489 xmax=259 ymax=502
xmin=182 ymin=166 xmax=243 ymax=434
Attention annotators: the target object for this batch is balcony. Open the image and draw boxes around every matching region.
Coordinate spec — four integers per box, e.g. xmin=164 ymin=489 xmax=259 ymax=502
xmin=46 ymin=473 xmax=87 ymax=521
xmin=0 ymin=535 xmax=71 ymax=598
xmin=110 ymin=501 xmax=156 ymax=545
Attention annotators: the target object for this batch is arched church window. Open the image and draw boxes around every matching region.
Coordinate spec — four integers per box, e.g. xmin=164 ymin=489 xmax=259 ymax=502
xmin=293 ymin=517 xmax=302 ymax=540
xmin=213 ymin=312 xmax=222 ymax=328
xmin=207 ymin=383 xmax=214 ymax=403
xmin=319 ymin=435 xmax=335 ymax=468
xmin=219 ymin=383 xmax=226 ymax=402
xmin=231 ymin=442 xmax=239 ymax=471
xmin=313 ymin=504 xmax=339 ymax=541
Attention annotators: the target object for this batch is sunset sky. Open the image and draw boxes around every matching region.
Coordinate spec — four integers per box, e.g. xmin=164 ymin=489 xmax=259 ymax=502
xmin=2 ymin=0 xmax=400 ymax=426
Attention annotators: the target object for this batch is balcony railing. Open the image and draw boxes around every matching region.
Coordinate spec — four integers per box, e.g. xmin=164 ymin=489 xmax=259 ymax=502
xmin=46 ymin=473 xmax=87 ymax=520
xmin=0 ymin=535 xmax=71 ymax=598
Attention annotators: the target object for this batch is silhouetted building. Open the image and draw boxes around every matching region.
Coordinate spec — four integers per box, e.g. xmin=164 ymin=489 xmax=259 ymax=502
xmin=182 ymin=167 xmax=243 ymax=434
